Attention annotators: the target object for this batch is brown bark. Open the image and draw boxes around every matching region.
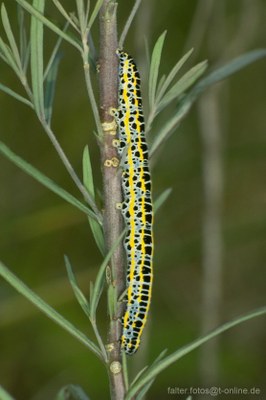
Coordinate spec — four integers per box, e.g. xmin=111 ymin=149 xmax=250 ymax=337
xmin=98 ymin=1 xmax=126 ymax=399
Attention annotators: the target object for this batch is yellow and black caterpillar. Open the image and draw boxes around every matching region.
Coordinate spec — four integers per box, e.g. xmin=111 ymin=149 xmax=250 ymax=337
xmin=113 ymin=50 xmax=153 ymax=355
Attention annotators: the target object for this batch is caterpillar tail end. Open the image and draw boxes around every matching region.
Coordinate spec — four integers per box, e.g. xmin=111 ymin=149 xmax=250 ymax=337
xmin=121 ymin=334 xmax=140 ymax=355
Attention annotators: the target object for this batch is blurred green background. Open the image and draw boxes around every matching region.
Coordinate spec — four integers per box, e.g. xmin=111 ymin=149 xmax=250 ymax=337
xmin=0 ymin=1 xmax=265 ymax=399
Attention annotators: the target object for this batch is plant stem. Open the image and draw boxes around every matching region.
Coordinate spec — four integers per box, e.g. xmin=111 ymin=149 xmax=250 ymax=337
xmin=98 ymin=1 xmax=126 ymax=399
xmin=41 ymin=121 xmax=102 ymax=224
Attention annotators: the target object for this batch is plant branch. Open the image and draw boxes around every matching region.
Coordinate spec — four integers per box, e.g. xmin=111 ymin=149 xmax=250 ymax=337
xmin=41 ymin=121 xmax=102 ymax=223
xmin=83 ymin=60 xmax=103 ymax=137
xmin=98 ymin=1 xmax=126 ymax=399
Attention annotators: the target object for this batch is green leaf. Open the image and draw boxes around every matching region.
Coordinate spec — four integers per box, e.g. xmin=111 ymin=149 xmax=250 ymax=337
xmin=44 ymin=52 xmax=61 ymax=125
xmin=44 ymin=21 xmax=68 ymax=80
xmin=89 ymin=217 xmax=105 ymax=255
xmin=148 ymin=31 xmax=167 ymax=108
xmin=118 ymin=0 xmax=142 ymax=49
xmin=0 ymin=83 xmax=33 ymax=107
xmin=107 ymin=279 xmax=117 ymax=320
xmin=15 ymin=0 xmax=82 ymax=52
xmin=135 ymin=379 xmax=153 ymax=400
xmin=0 ymin=37 xmax=20 ymax=75
xmin=134 ymin=349 xmax=168 ymax=400
xmin=90 ymin=229 xmax=126 ymax=321
xmin=83 ymin=146 xmax=105 ymax=255
xmin=17 ymin=5 xmax=29 ymax=72
xmin=76 ymin=0 xmax=86 ymax=33
xmin=89 ymin=257 xmax=106 ymax=321
xmin=52 ymin=0 xmax=79 ymax=32
xmin=43 ymin=22 xmax=69 ymax=124
xmin=1 ymin=4 xmax=21 ymax=69
xmin=30 ymin=0 xmax=45 ymax=119
xmin=56 ymin=385 xmax=90 ymax=400
xmin=85 ymin=2 xmax=90 ymax=27
xmin=126 ymin=307 xmax=266 ymax=399
xmin=82 ymin=145 xmax=95 ymax=198
xmin=155 ymin=74 xmax=166 ymax=98
xmin=191 ymin=48 xmax=266 ymax=98
xmin=64 ymin=256 xmax=90 ymax=318
xmin=131 ymin=366 xmax=148 ymax=388
xmin=0 ymin=260 xmax=102 ymax=360
xmin=158 ymin=60 xmax=208 ymax=112
xmin=122 ymin=351 xmax=129 ymax=390
xmin=0 ymin=141 xmax=97 ymax=220
xmin=0 ymin=46 xmax=8 ymax=63
xmin=0 ymin=386 xmax=15 ymax=400
xmin=89 ymin=281 xmax=94 ymax=307
xmin=156 ymin=48 xmax=194 ymax=103
xmin=87 ymin=0 xmax=105 ymax=32
xmin=147 ymin=50 xmax=195 ymax=134
xmin=150 ymin=99 xmax=192 ymax=158
xmin=150 ymin=48 xmax=266 ymax=159
xmin=154 ymin=188 xmax=172 ymax=214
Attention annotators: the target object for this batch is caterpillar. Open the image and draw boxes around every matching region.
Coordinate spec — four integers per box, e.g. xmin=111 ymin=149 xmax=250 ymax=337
xmin=113 ymin=49 xmax=153 ymax=355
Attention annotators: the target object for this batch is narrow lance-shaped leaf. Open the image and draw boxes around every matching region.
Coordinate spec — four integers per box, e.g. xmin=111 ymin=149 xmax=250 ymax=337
xmin=83 ymin=145 xmax=105 ymax=255
xmin=150 ymin=99 xmax=192 ymax=158
xmin=0 ymin=386 xmax=15 ymax=400
xmin=135 ymin=379 xmax=153 ymax=400
xmin=89 ymin=281 xmax=94 ymax=308
xmin=30 ymin=0 xmax=45 ymax=119
xmin=52 ymin=0 xmax=80 ymax=32
xmin=0 ymin=46 xmax=8 ymax=63
xmin=0 ymin=36 xmax=21 ymax=75
xmin=126 ymin=307 xmax=266 ymax=399
xmin=156 ymin=47 xmax=194 ymax=104
xmin=132 ymin=349 xmax=167 ymax=400
xmin=76 ymin=0 xmax=86 ymax=33
xmin=90 ymin=229 xmax=126 ymax=321
xmin=44 ymin=21 xmax=69 ymax=80
xmin=0 ymin=83 xmax=33 ymax=108
xmin=122 ymin=351 xmax=129 ymax=390
xmin=155 ymin=74 xmax=166 ymax=99
xmin=0 ymin=260 xmax=103 ymax=360
xmin=0 ymin=141 xmax=97 ymax=220
xmin=44 ymin=52 xmax=61 ymax=125
xmin=151 ymin=48 xmax=266 ymax=160
xmin=15 ymin=0 xmax=82 ymax=52
xmin=154 ymin=188 xmax=172 ymax=214
xmin=158 ymin=60 xmax=208 ymax=112
xmin=87 ymin=0 xmax=105 ymax=32
xmin=17 ymin=4 xmax=28 ymax=71
xmin=146 ymin=50 xmax=195 ymax=134
xmin=64 ymin=256 xmax=90 ymax=318
xmin=85 ymin=0 xmax=90 ymax=25
xmin=1 ymin=3 xmax=22 ymax=69
xmin=56 ymin=384 xmax=91 ymax=400
xmin=83 ymin=147 xmax=95 ymax=198
xmin=148 ymin=30 xmax=167 ymax=108
xmin=107 ymin=277 xmax=117 ymax=321
xmin=43 ymin=21 xmax=70 ymax=124
xmin=190 ymin=48 xmax=266 ymax=99
xmin=119 ymin=0 xmax=142 ymax=49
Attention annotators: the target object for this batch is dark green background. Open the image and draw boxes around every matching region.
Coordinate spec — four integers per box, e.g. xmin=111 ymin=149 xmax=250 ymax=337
xmin=0 ymin=1 xmax=265 ymax=399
